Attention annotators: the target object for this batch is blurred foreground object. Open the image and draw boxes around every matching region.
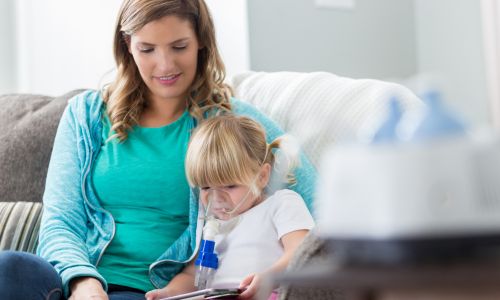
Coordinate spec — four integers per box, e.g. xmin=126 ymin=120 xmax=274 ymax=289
xmin=317 ymin=90 xmax=500 ymax=265
xmin=277 ymin=91 xmax=500 ymax=300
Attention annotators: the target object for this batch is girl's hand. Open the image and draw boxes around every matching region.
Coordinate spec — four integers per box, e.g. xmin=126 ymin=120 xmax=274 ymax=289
xmin=145 ymin=287 xmax=171 ymax=300
xmin=238 ymin=273 xmax=261 ymax=299
xmin=68 ymin=277 xmax=108 ymax=300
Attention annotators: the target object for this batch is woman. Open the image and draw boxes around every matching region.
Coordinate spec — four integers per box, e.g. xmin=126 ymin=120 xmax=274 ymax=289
xmin=0 ymin=1 xmax=316 ymax=299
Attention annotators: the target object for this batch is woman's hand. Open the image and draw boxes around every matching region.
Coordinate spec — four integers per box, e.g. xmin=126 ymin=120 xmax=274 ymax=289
xmin=68 ymin=277 xmax=108 ymax=300
xmin=145 ymin=287 xmax=171 ymax=300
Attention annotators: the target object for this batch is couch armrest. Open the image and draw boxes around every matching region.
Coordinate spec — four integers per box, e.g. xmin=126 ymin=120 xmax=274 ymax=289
xmin=0 ymin=202 xmax=42 ymax=253
xmin=280 ymin=230 xmax=344 ymax=300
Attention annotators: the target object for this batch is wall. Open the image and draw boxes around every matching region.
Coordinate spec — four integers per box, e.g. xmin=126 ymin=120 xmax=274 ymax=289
xmin=206 ymin=0 xmax=250 ymax=80
xmin=247 ymin=0 xmax=417 ymax=79
xmin=415 ymin=0 xmax=490 ymax=125
xmin=0 ymin=0 xmax=16 ymax=94
xmin=247 ymin=0 xmax=490 ymax=126
xmin=2 ymin=0 xmax=492 ymax=126
xmin=12 ymin=0 xmax=249 ymax=96
xmin=15 ymin=0 xmax=122 ymax=96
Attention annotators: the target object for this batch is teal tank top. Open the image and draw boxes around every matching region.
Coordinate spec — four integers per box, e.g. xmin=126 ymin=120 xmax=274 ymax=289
xmin=93 ymin=111 xmax=191 ymax=292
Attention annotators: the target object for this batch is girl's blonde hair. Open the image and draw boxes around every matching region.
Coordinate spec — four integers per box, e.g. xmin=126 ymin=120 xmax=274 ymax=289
xmin=186 ymin=115 xmax=296 ymax=195
xmin=103 ymin=0 xmax=231 ymax=141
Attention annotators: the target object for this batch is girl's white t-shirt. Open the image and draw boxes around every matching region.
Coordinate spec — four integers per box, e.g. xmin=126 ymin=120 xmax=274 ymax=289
xmin=211 ymin=189 xmax=315 ymax=288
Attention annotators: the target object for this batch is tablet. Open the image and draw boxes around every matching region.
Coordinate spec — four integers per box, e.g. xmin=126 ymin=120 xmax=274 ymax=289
xmin=160 ymin=288 xmax=242 ymax=300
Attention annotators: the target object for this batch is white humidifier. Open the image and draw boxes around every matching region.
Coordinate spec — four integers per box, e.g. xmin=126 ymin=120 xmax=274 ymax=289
xmin=316 ymin=93 xmax=500 ymax=265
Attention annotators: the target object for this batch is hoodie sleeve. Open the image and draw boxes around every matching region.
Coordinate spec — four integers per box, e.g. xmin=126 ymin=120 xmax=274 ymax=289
xmin=36 ymin=95 xmax=107 ymax=297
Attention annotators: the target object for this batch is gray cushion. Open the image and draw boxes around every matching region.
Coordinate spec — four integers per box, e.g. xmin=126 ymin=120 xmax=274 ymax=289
xmin=0 ymin=90 xmax=84 ymax=252
xmin=0 ymin=90 xmax=84 ymax=203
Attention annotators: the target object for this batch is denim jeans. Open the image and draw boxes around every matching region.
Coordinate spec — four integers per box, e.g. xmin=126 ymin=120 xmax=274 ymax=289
xmin=109 ymin=291 xmax=145 ymax=300
xmin=0 ymin=250 xmax=63 ymax=300
xmin=0 ymin=251 xmax=145 ymax=300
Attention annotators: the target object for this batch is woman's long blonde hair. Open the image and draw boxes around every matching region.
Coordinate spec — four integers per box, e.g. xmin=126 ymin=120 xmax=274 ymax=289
xmin=186 ymin=115 xmax=296 ymax=196
xmin=103 ymin=0 xmax=231 ymax=141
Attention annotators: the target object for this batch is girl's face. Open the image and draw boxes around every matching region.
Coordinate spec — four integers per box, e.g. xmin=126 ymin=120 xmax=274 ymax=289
xmin=199 ymin=164 xmax=272 ymax=221
xmin=129 ymin=15 xmax=200 ymax=107
xmin=200 ymin=184 xmax=260 ymax=221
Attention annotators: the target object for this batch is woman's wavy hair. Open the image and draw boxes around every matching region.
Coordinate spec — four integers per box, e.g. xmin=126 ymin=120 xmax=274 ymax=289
xmin=103 ymin=0 xmax=232 ymax=141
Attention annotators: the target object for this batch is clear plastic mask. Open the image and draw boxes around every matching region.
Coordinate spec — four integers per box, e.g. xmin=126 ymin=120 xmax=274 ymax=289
xmin=200 ymin=156 xmax=269 ymax=237
xmin=201 ymin=186 xmax=255 ymax=221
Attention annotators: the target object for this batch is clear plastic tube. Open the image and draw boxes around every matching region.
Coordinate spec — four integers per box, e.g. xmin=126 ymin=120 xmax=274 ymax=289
xmin=194 ymin=264 xmax=216 ymax=289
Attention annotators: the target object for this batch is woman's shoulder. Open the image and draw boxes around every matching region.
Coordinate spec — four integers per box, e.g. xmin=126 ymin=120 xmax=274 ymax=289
xmin=63 ymin=89 xmax=105 ymax=127
xmin=230 ymin=97 xmax=259 ymax=115
xmin=67 ymin=89 xmax=105 ymax=113
xmin=229 ymin=97 xmax=283 ymax=139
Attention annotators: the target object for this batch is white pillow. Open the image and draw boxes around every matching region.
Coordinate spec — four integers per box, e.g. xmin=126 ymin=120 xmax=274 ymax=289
xmin=231 ymin=71 xmax=423 ymax=168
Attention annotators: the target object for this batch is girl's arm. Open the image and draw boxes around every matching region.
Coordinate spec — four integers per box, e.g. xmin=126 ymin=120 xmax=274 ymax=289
xmin=145 ymin=261 xmax=197 ymax=300
xmin=238 ymin=229 xmax=310 ymax=299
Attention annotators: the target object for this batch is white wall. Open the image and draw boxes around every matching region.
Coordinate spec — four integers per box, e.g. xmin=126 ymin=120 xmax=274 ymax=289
xmin=13 ymin=0 xmax=249 ymax=96
xmin=15 ymin=0 xmax=122 ymax=96
xmin=480 ymin=0 xmax=500 ymax=129
xmin=2 ymin=0 xmax=492 ymax=127
xmin=206 ymin=0 xmax=250 ymax=80
xmin=0 ymin=0 xmax=16 ymax=94
xmin=415 ymin=0 xmax=490 ymax=126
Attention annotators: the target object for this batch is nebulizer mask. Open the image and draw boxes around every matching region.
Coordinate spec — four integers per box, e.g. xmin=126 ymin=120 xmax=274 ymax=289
xmin=194 ymin=178 xmax=261 ymax=290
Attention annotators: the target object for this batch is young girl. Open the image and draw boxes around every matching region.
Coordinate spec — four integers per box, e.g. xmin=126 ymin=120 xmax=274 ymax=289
xmin=146 ymin=115 xmax=315 ymax=300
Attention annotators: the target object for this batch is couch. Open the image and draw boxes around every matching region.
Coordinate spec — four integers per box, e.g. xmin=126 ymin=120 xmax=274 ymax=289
xmin=0 ymin=71 xmax=422 ymax=299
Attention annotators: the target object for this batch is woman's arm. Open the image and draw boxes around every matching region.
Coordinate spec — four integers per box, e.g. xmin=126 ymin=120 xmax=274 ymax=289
xmin=146 ymin=261 xmax=197 ymax=300
xmin=37 ymin=93 xmax=107 ymax=297
xmin=238 ymin=229 xmax=310 ymax=299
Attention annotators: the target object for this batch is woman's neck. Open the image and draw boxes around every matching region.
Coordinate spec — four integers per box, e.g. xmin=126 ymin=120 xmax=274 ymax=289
xmin=139 ymin=97 xmax=187 ymax=127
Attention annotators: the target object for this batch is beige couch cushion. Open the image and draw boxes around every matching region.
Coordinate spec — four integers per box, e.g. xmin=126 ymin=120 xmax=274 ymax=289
xmin=232 ymin=71 xmax=423 ymax=167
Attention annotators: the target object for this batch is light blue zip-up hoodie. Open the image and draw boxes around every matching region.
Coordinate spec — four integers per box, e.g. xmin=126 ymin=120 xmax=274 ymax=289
xmin=37 ymin=90 xmax=317 ymax=297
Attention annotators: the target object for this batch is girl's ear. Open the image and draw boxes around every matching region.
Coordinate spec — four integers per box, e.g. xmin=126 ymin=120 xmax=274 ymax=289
xmin=257 ymin=163 xmax=272 ymax=188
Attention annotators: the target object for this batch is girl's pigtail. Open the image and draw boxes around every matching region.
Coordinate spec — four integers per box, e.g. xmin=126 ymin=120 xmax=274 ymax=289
xmin=266 ymin=134 xmax=300 ymax=186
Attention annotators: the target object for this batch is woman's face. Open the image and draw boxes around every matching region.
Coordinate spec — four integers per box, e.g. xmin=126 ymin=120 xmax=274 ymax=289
xmin=129 ymin=15 xmax=200 ymax=106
